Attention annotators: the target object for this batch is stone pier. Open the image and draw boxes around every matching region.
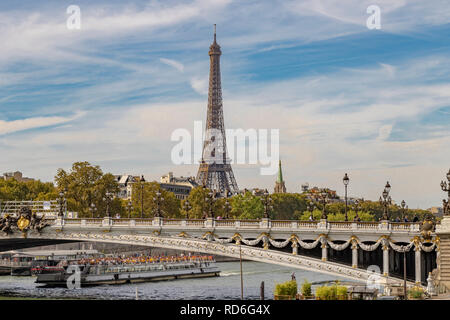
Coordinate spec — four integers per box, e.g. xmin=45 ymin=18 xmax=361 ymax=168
xmin=435 ymin=216 xmax=450 ymax=292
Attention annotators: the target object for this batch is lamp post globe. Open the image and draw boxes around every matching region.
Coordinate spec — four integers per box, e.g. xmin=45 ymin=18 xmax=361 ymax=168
xmin=385 ymin=181 xmax=391 ymax=193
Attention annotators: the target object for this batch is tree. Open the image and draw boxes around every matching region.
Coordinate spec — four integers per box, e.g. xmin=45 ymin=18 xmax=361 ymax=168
xmin=184 ymin=186 xmax=210 ymax=219
xmin=230 ymin=191 xmax=264 ymax=219
xmin=131 ymin=181 xmax=180 ymax=218
xmin=0 ymin=178 xmax=56 ymax=202
xmin=54 ymin=161 xmax=120 ymax=217
xmin=271 ymin=193 xmax=307 ymax=220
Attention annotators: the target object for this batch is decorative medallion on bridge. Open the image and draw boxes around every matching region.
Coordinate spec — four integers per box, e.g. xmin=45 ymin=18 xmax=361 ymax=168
xmin=420 ymin=215 xmax=435 ymax=241
xmin=232 ymin=233 xmax=242 ymax=245
xmin=177 ymin=232 xmax=190 ymax=238
xmin=17 ymin=216 xmax=30 ymax=231
xmin=0 ymin=206 xmax=49 ymax=236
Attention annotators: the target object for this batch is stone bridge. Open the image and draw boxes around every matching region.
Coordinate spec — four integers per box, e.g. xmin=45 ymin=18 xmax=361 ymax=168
xmin=0 ymin=216 xmax=439 ymax=287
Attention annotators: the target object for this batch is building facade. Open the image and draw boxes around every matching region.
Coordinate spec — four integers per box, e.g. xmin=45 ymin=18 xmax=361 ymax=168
xmin=159 ymin=172 xmax=198 ymax=200
xmin=114 ymin=175 xmax=140 ymax=200
xmin=2 ymin=171 xmax=34 ymax=183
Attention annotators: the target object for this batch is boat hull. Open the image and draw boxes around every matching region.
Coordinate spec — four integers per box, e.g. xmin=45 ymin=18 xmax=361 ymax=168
xmin=11 ymin=267 xmax=31 ymax=276
xmin=36 ymin=265 xmax=220 ymax=287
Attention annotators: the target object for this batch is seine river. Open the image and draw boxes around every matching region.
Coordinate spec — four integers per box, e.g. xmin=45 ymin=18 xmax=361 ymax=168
xmin=0 ymin=261 xmax=358 ymax=300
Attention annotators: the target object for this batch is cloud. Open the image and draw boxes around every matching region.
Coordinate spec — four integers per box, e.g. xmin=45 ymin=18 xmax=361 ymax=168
xmin=377 ymin=124 xmax=393 ymax=141
xmin=190 ymin=77 xmax=208 ymax=95
xmin=0 ymin=111 xmax=84 ymax=135
xmin=159 ymin=58 xmax=184 ymax=72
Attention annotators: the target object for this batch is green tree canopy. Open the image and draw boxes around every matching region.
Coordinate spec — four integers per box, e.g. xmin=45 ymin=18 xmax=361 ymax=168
xmin=54 ymin=161 xmax=119 ymax=217
xmin=131 ymin=181 xmax=180 ymax=218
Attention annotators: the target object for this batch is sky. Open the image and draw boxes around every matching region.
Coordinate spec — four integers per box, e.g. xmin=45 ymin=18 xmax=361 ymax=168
xmin=0 ymin=0 xmax=449 ymax=209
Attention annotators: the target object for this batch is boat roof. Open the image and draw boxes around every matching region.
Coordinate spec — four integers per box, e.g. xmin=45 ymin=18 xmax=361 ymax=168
xmin=0 ymin=249 xmax=99 ymax=257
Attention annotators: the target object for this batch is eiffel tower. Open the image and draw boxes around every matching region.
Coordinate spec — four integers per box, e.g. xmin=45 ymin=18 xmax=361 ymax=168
xmin=196 ymin=25 xmax=239 ymax=194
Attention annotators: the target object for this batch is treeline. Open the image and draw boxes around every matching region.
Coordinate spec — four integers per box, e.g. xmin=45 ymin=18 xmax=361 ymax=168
xmin=0 ymin=162 xmax=432 ymax=221
xmin=0 ymin=179 xmax=56 ymax=201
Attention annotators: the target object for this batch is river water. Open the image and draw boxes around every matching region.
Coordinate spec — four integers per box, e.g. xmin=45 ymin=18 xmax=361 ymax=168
xmin=0 ymin=261 xmax=357 ymax=300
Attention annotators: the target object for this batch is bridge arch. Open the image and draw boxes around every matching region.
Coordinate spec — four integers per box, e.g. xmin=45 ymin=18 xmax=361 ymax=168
xmin=3 ymin=230 xmax=416 ymax=286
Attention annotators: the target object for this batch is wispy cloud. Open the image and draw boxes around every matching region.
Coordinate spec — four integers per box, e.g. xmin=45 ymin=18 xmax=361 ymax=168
xmin=190 ymin=77 xmax=208 ymax=95
xmin=0 ymin=111 xmax=85 ymax=135
xmin=159 ymin=58 xmax=184 ymax=72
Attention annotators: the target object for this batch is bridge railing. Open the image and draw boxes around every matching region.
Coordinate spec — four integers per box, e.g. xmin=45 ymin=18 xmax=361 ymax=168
xmin=355 ymin=221 xmax=380 ymax=229
xmin=54 ymin=217 xmax=423 ymax=233
xmin=185 ymin=219 xmax=204 ymax=226
xmin=328 ymin=221 xmax=353 ymax=229
xmin=390 ymin=222 xmax=420 ymax=232
xmin=134 ymin=219 xmax=153 ymax=226
xmin=214 ymin=220 xmax=236 ymax=227
xmin=163 ymin=219 xmax=184 ymax=226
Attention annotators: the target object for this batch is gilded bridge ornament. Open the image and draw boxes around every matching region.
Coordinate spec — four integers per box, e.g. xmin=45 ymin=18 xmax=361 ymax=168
xmin=17 ymin=216 xmax=30 ymax=231
xmin=0 ymin=206 xmax=50 ymax=235
xmin=420 ymin=216 xmax=435 ymax=241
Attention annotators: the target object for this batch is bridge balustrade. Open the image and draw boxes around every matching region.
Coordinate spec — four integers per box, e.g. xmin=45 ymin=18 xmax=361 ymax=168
xmin=214 ymin=220 xmax=236 ymax=227
xmin=297 ymin=221 xmax=319 ymax=228
xmin=58 ymin=217 xmax=424 ymax=232
xmin=111 ymin=218 xmax=132 ymax=226
xmin=329 ymin=222 xmax=353 ymax=229
xmin=239 ymin=220 xmax=261 ymax=228
xmin=84 ymin=219 xmax=103 ymax=225
xmin=134 ymin=219 xmax=153 ymax=226
xmin=162 ymin=219 xmax=184 ymax=226
xmin=64 ymin=218 xmax=82 ymax=224
xmin=185 ymin=219 xmax=204 ymax=226
xmin=271 ymin=220 xmax=292 ymax=228
xmin=390 ymin=222 xmax=420 ymax=232
xmin=356 ymin=222 xmax=379 ymax=229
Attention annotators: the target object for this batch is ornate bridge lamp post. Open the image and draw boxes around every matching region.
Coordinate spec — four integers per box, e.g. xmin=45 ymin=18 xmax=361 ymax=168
xmin=103 ymin=192 xmax=114 ymax=218
xmin=379 ymin=181 xmax=392 ymax=221
xmin=261 ymin=189 xmax=273 ymax=219
xmin=401 ymin=200 xmax=406 ymax=221
xmin=441 ymin=169 xmax=450 ymax=215
xmin=223 ymin=199 xmax=231 ymax=219
xmin=89 ymin=203 xmax=97 ymax=218
xmin=205 ymin=190 xmax=216 ymax=219
xmin=343 ymin=173 xmax=350 ymax=221
xmin=183 ymin=200 xmax=192 ymax=220
xmin=153 ymin=191 xmax=164 ymax=218
xmin=140 ymin=175 xmax=146 ymax=219
xmin=353 ymin=199 xmax=360 ymax=221
xmin=57 ymin=189 xmax=66 ymax=218
xmin=127 ymin=200 xmax=133 ymax=219
xmin=319 ymin=190 xmax=329 ymax=220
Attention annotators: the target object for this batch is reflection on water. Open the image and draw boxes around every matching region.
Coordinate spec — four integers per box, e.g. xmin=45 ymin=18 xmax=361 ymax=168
xmin=0 ymin=261 xmax=355 ymax=300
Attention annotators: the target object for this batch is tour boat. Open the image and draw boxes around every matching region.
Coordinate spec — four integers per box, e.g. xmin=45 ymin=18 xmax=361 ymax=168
xmin=35 ymin=258 xmax=220 ymax=287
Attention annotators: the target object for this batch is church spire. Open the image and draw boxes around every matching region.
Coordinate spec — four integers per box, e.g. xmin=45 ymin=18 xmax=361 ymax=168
xmin=277 ymin=159 xmax=283 ymax=183
xmin=274 ymin=159 xmax=286 ymax=193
